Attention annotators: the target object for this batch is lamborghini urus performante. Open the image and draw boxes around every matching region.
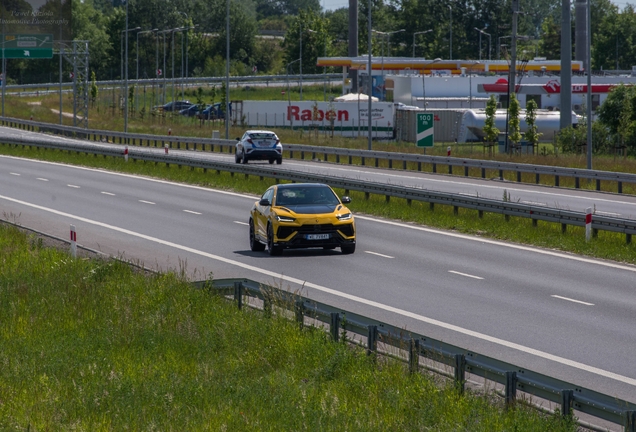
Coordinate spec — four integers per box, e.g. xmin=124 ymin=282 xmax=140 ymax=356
xmin=249 ymin=183 xmax=356 ymax=256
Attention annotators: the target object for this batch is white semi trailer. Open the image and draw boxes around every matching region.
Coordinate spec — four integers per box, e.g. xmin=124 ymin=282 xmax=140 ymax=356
xmin=458 ymin=109 xmax=579 ymax=143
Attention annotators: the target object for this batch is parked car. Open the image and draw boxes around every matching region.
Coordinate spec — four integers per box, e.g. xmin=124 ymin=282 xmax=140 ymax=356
xmin=198 ymin=102 xmax=230 ymax=120
xmin=249 ymin=183 xmax=356 ymax=256
xmin=179 ymin=104 xmax=207 ymax=117
xmin=154 ymin=100 xmax=193 ymax=112
xmin=235 ymin=130 xmax=282 ymax=165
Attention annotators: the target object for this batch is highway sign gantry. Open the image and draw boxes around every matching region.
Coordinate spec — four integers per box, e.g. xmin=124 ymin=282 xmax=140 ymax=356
xmin=416 ymin=112 xmax=434 ymax=147
xmin=1 ymin=34 xmax=53 ymax=59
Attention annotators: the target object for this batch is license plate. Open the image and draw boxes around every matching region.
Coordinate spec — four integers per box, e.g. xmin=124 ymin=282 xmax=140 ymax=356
xmin=258 ymin=141 xmax=269 ymax=147
xmin=306 ymin=234 xmax=330 ymax=240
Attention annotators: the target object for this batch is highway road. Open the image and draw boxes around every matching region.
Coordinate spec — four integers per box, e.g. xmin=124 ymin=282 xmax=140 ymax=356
xmin=2 ymin=126 xmax=636 ymax=220
xmin=1 ymin=152 xmax=635 ymax=413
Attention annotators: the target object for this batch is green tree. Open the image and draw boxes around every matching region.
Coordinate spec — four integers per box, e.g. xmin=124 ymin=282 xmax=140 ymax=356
xmin=482 ymin=95 xmax=500 ymax=145
xmin=524 ymin=99 xmax=542 ymax=150
xmin=537 ymin=15 xmax=560 ymax=60
xmin=508 ymin=93 xmax=522 ymax=150
xmin=283 ymin=10 xmax=331 ymax=75
xmin=90 ymin=71 xmax=99 ymax=107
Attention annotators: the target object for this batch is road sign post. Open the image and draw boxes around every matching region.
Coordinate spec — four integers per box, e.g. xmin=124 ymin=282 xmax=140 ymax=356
xmin=416 ymin=112 xmax=434 ymax=148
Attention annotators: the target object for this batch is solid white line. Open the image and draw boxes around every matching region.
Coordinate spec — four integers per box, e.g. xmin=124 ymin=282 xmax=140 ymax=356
xmin=139 ymin=200 xmax=155 ymax=205
xmin=101 ymin=191 xmax=115 ymax=196
xmin=364 ymin=251 xmax=394 ymax=259
xmin=183 ymin=210 xmax=202 ymax=215
xmin=67 ymin=184 xmax=80 ymax=189
xmin=521 ymin=201 xmax=547 ymax=206
xmin=595 ymin=211 xmax=621 ymax=217
xmin=234 ymin=221 xmax=248 ymax=226
xmin=551 ymin=295 xmax=594 ymax=306
xmin=36 ymin=178 xmax=48 ymax=182
xmin=449 ymin=270 xmax=484 ymax=280
xmin=1 ymin=192 xmax=635 ymax=387
xmin=10 ymin=172 xmax=20 ymax=176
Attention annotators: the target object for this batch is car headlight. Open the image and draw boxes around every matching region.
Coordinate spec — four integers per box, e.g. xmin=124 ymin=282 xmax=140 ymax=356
xmin=336 ymin=213 xmax=352 ymax=221
xmin=276 ymin=214 xmax=296 ymax=222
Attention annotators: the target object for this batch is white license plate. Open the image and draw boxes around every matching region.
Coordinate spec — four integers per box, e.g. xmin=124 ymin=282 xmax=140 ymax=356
xmin=258 ymin=141 xmax=269 ymax=147
xmin=306 ymin=234 xmax=330 ymax=240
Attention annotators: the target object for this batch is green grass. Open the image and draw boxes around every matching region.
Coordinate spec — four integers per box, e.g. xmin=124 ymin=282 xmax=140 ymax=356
xmin=1 ymin=143 xmax=635 ymax=266
xmin=0 ymin=223 xmax=579 ymax=430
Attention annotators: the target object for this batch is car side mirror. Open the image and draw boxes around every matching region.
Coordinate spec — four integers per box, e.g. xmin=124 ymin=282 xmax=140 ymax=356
xmin=259 ymin=199 xmax=271 ymax=206
xmin=341 ymin=196 xmax=351 ymax=204
xmin=235 ymin=137 xmax=241 ymax=141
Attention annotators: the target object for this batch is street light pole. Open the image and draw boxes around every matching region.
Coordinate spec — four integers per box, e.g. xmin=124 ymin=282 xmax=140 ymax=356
xmin=448 ymin=5 xmax=452 ymax=60
xmin=225 ymin=0 xmax=230 ymax=139
xmin=474 ymin=28 xmax=482 ymax=61
xmin=423 ymin=58 xmax=442 ymax=110
xmin=469 ymin=61 xmax=480 ymax=108
xmin=299 ymin=20 xmax=303 ymax=101
xmin=412 ymin=29 xmax=432 ymax=58
xmin=367 ymin=0 xmax=373 ymax=150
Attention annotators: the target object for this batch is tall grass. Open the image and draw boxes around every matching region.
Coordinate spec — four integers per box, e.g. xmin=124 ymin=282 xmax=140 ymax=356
xmin=0 ymin=223 xmax=578 ymax=430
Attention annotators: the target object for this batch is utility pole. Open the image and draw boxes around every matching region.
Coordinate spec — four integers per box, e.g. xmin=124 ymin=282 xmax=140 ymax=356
xmin=561 ymin=0 xmax=573 ymax=131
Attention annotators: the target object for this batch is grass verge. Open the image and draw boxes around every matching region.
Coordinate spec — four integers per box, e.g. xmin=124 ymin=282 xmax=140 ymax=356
xmin=0 ymin=222 xmax=578 ymax=430
xmin=1 ymin=143 xmax=634 ymax=266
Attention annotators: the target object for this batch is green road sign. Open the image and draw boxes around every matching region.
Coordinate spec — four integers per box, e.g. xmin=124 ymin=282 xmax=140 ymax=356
xmin=416 ymin=112 xmax=434 ymax=147
xmin=1 ymin=34 xmax=53 ymax=59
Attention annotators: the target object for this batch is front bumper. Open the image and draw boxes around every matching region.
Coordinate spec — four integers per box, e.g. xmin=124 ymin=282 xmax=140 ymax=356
xmin=274 ymin=222 xmax=355 ymax=249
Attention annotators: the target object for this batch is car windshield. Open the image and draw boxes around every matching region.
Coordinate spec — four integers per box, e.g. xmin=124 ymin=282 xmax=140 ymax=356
xmin=249 ymin=133 xmax=277 ymax=140
xmin=275 ymin=186 xmax=340 ymax=206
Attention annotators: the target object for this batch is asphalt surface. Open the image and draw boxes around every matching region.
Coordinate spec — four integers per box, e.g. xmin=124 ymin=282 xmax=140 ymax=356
xmin=1 ymin=153 xmax=635 ymax=411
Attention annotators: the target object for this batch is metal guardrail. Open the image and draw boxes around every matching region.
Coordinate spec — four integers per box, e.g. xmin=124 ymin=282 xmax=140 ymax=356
xmin=2 ymin=128 xmax=635 ymax=244
xmin=2 ymin=116 xmax=636 ymax=195
xmin=199 ymin=278 xmax=636 ymax=432
xmin=0 ymin=73 xmax=342 ymax=91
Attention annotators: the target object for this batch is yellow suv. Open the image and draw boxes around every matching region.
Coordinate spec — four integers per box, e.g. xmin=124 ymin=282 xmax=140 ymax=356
xmin=249 ymin=183 xmax=356 ymax=256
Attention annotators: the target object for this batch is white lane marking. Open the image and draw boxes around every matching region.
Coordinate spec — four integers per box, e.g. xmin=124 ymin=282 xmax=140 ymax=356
xmin=101 ymin=191 xmax=115 ymax=196
xmin=1 ymin=193 xmax=635 ymax=388
xmin=354 ymin=215 xmax=636 ymax=273
xmin=234 ymin=221 xmax=248 ymax=226
xmin=36 ymin=178 xmax=48 ymax=181
xmin=139 ymin=200 xmax=155 ymax=205
xmin=521 ymin=201 xmax=547 ymax=206
xmin=365 ymin=251 xmax=394 ymax=259
xmin=551 ymin=295 xmax=594 ymax=306
xmin=67 ymin=184 xmax=80 ymax=189
xmin=10 ymin=172 xmax=20 ymax=176
xmin=183 ymin=210 xmax=202 ymax=215
xmin=449 ymin=270 xmax=484 ymax=280
xmin=596 ymin=211 xmax=622 ymax=217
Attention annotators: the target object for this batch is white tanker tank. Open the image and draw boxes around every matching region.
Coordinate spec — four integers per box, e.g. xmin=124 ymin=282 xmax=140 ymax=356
xmin=458 ymin=109 xmax=579 ymax=143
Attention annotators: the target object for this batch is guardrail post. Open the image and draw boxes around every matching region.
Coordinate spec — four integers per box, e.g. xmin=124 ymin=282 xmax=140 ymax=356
xmin=418 ymin=162 xmax=422 ymax=171
xmin=627 ymin=234 xmax=632 ymax=245
xmin=295 ymin=300 xmax=304 ymax=329
xmin=336 ymin=154 xmax=340 ymax=163
xmin=555 ymin=175 xmax=560 ymax=187
xmin=330 ymin=312 xmax=340 ymax=342
xmin=453 ymin=206 xmax=458 ymax=215
xmin=301 ymin=151 xmax=305 ymax=160
xmin=362 ymin=157 xmax=366 ymax=166
xmin=408 ymin=338 xmax=420 ymax=374
xmin=324 ymin=152 xmax=328 ymax=162
xmin=618 ymin=182 xmax=623 ymax=194
xmin=375 ymin=158 xmax=379 ymax=168
xmin=596 ymin=179 xmax=601 ymax=191
xmin=575 ymin=177 xmax=580 ymax=189
xmin=387 ymin=159 xmax=391 ymax=169
xmin=561 ymin=223 xmax=567 ymax=233
xmin=432 ymin=163 xmax=437 ymax=173
xmin=448 ymin=165 xmax=453 ymax=175
xmin=516 ymin=171 xmax=521 ymax=183
xmin=233 ymin=281 xmax=243 ymax=310
xmin=481 ymin=168 xmax=486 ymax=178
xmin=478 ymin=210 xmax=483 ymax=218
xmin=624 ymin=410 xmax=635 ymax=432
xmin=348 ymin=155 xmax=352 ymax=164
xmin=386 ymin=195 xmax=390 ymax=203
xmin=364 ymin=192 xmax=370 ymax=200
xmin=499 ymin=169 xmax=503 ymax=180
xmin=464 ymin=166 xmax=469 ymax=177
xmin=561 ymin=389 xmax=573 ymax=417
xmin=312 ymin=152 xmax=316 ymax=160
xmin=429 ymin=202 xmax=434 ymax=211
xmin=454 ymin=354 xmax=466 ymax=393
xmin=403 ymin=160 xmax=407 ymax=170
xmin=535 ymin=173 xmax=540 ymax=184
xmin=505 ymin=371 xmax=517 ymax=407
xmin=367 ymin=325 xmax=378 ymax=356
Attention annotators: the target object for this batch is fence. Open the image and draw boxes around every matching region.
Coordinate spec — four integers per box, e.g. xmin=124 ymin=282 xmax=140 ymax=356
xmin=202 ymin=278 xmax=636 ymax=432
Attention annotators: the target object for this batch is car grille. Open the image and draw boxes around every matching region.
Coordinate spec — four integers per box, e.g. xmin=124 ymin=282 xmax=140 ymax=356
xmin=277 ymin=223 xmax=354 ymax=239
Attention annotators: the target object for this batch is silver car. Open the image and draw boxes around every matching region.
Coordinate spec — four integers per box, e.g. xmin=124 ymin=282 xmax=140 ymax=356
xmin=235 ymin=130 xmax=283 ymax=164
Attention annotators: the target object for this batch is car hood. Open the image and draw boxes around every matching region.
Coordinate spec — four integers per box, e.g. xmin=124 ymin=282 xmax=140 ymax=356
xmin=276 ymin=204 xmax=339 ymax=215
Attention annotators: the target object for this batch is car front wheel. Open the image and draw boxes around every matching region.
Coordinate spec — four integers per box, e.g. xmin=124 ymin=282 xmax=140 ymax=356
xmin=249 ymin=219 xmax=265 ymax=252
xmin=267 ymin=224 xmax=283 ymax=256
xmin=341 ymin=244 xmax=356 ymax=254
